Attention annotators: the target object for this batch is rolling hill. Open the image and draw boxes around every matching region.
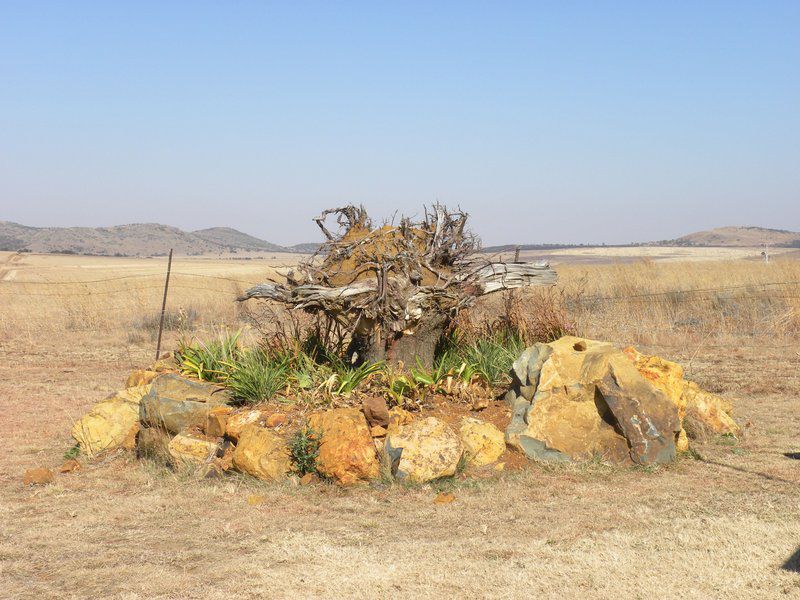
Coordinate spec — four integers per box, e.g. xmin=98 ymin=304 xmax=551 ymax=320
xmin=666 ymin=226 xmax=800 ymax=248
xmin=0 ymin=221 xmax=310 ymax=256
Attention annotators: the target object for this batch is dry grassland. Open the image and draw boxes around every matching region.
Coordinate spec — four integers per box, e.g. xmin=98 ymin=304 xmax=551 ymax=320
xmin=1 ymin=249 xmax=799 ymax=599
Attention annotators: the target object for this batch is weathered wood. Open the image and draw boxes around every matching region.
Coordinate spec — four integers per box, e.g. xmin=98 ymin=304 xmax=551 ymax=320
xmin=238 ymin=261 xmax=556 ymax=304
xmin=237 ymin=205 xmax=557 ymax=368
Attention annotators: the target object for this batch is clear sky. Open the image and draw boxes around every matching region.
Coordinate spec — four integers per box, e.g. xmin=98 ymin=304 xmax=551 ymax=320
xmin=1 ymin=1 xmax=798 ymax=246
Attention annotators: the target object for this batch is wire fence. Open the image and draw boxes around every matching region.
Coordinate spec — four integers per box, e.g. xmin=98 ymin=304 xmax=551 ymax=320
xmin=1 ymin=273 xmax=800 ymax=353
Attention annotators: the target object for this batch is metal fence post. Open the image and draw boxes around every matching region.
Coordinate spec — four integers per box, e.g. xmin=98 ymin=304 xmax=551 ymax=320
xmin=155 ymin=249 xmax=173 ymax=360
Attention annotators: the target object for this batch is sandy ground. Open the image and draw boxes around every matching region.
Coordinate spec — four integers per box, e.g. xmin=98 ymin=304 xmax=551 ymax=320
xmin=1 ymin=331 xmax=799 ymax=599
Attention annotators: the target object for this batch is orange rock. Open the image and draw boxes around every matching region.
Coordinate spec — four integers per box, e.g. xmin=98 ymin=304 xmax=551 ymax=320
xmin=23 ymin=468 xmax=54 ymax=486
xmin=206 ymin=406 xmax=233 ymax=437
xmin=434 ymin=492 xmax=455 ymax=504
xmin=266 ymin=413 xmax=288 ymax=428
xmin=58 ymin=459 xmax=81 ymax=473
xmin=300 ymin=472 xmax=319 ymax=485
xmin=307 ymin=408 xmax=380 ymax=485
xmin=370 ymin=425 xmax=387 ymax=438
xmin=225 ymin=409 xmax=270 ymax=441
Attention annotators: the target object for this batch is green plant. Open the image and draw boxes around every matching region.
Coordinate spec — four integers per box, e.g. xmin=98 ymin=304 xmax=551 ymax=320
xmin=327 ymin=360 xmax=385 ymax=396
xmin=227 ymin=348 xmax=290 ymax=403
xmin=177 ymin=330 xmax=242 ymax=381
xmin=63 ymin=445 xmax=80 ymax=460
xmin=289 ymin=426 xmax=321 ymax=476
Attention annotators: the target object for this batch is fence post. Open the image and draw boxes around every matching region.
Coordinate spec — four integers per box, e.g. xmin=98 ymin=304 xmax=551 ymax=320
xmin=155 ymin=248 xmax=173 ymax=360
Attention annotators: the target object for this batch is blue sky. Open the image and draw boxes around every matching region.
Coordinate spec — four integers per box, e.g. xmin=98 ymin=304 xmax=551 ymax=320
xmin=1 ymin=1 xmax=798 ymax=245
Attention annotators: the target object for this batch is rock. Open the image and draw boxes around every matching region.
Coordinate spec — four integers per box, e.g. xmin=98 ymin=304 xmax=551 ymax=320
xmin=136 ymin=427 xmax=173 ymax=464
xmin=71 ymin=387 xmax=148 ymax=457
xmin=300 ymin=472 xmax=319 ymax=485
xmin=266 ymin=413 xmax=288 ymax=428
xmin=385 ymin=417 xmax=463 ymax=483
xmin=505 ymin=336 xmax=680 ymax=465
xmin=126 ymin=369 xmax=159 ymax=388
xmin=168 ymin=432 xmax=221 ymax=466
xmin=150 ymin=354 xmax=178 ymax=372
xmin=624 ymin=347 xmax=738 ymax=446
xmin=370 ymin=425 xmax=387 ymax=438
xmin=206 ymin=406 xmax=233 ymax=437
xmin=139 ymin=374 xmax=232 ymax=434
xmin=59 ymin=459 xmax=81 ymax=473
xmin=225 ymin=409 xmax=271 ymax=441
xmin=23 ymin=468 xmax=54 ymax=486
xmin=595 ymin=359 xmax=679 ymax=464
xmin=387 ymin=407 xmax=415 ymax=434
xmin=362 ymin=396 xmax=390 ymax=428
xmin=434 ymin=492 xmax=455 ymax=504
xmin=471 ymin=398 xmax=489 ymax=411
xmin=459 ymin=418 xmax=505 ymax=467
xmin=624 ymin=346 xmax=689 ymax=451
xmin=683 ymin=381 xmax=739 ymax=436
xmin=307 ymin=408 xmax=380 ymax=485
xmin=232 ymin=425 xmax=291 ymax=481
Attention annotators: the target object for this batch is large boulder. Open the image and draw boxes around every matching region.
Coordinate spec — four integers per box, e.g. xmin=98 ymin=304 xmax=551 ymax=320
xmin=459 ymin=417 xmax=505 ymax=467
xmin=385 ymin=417 xmax=464 ymax=483
xmin=624 ymin=347 xmax=689 ymax=451
xmin=307 ymin=408 xmax=380 ymax=485
xmin=624 ymin=347 xmax=739 ymax=442
xmin=72 ymin=385 xmax=151 ymax=457
xmin=139 ymin=374 xmax=232 ymax=434
xmin=232 ymin=424 xmax=291 ymax=481
xmin=505 ymin=336 xmax=680 ymax=465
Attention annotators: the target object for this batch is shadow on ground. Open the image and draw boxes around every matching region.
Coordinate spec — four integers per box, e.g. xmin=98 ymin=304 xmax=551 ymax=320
xmin=783 ymin=547 xmax=800 ymax=573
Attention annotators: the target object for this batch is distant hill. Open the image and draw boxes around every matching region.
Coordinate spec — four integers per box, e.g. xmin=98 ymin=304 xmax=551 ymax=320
xmin=0 ymin=221 xmax=312 ymax=256
xmin=664 ymin=226 xmax=800 ymax=248
xmin=192 ymin=227 xmax=286 ymax=252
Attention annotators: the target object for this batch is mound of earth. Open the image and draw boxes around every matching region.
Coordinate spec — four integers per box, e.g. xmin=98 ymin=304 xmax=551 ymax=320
xmin=31 ymin=336 xmax=740 ymax=489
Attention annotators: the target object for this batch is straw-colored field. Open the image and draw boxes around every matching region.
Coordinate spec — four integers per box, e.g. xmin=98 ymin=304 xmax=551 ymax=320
xmin=1 ymin=248 xmax=799 ymax=598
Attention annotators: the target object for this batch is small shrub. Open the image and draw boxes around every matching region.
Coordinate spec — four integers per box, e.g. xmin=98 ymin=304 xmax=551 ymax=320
xmin=289 ymin=426 xmax=321 ymax=476
xmin=227 ymin=348 xmax=290 ymax=403
xmin=63 ymin=445 xmax=80 ymax=460
xmin=177 ymin=330 xmax=241 ymax=382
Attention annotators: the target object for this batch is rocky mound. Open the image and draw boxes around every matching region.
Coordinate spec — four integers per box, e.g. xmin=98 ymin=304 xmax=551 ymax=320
xmin=504 ymin=337 xmax=738 ymax=465
xmin=33 ymin=336 xmax=740 ymax=488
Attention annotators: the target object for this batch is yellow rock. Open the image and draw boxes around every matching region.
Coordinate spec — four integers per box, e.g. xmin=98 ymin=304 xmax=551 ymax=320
xmin=232 ymin=425 xmax=291 ymax=481
xmin=225 ymin=409 xmax=270 ymax=441
xmin=624 ymin=347 xmax=738 ymax=443
xmin=624 ymin=347 xmax=687 ymax=419
xmin=459 ymin=417 xmax=505 ymax=466
xmin=168 ymin=432 xmax=220 ymax=465
xmin=125 ymin=369 xmax=159 ymax=388
xmin=71 ymin=387 xmax=150 ymax=457
xmin=508 ymin=336 xmax=680 ymax=465
xmin=385 ymin=417 xmax=463 ymax=483
xmin=308 ymin=408 xmax=380 ymax=485
xmin=206 ymin=406 xmax=233 ymax=437
xmin=683 ymin=381 xmax=739 ymax=436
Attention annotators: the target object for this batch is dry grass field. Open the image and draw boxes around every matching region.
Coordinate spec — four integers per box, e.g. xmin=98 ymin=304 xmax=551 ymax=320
xmin=1 ymin=248 xmax=799 ymax=598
